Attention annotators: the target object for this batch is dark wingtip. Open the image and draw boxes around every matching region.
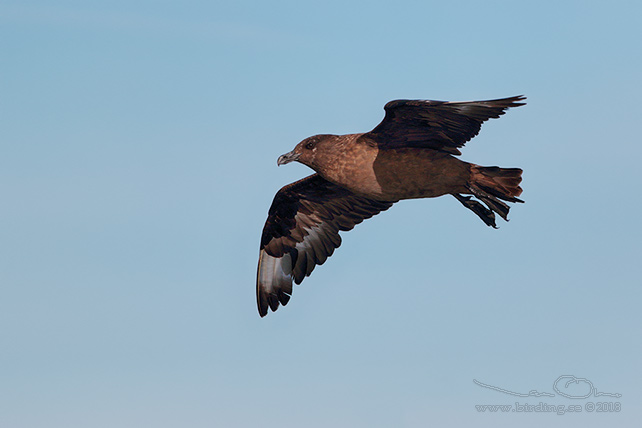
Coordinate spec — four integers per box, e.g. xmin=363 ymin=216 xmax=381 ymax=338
xmin=257 ymin=294 xmax=268 ymax=317
xmin=257 ymin=291 xmax=291 ymax=317
xmin=505 ymin=95 xmax=527 ymax=107
xmin=482 ymin=95 xmax=527 ymax=111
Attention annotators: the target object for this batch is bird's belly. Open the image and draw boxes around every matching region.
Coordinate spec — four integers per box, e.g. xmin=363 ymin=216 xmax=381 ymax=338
xmin=371 ymin=150 xmax=471 ymax=200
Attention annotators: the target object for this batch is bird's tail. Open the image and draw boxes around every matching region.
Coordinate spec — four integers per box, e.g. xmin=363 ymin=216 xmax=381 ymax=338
xmin=454 ymin=165 xmax=524 ymax=228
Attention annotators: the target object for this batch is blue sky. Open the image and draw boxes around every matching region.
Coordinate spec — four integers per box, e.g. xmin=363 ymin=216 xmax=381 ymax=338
xmin=1 ymin=1 xmax=641 ymax=427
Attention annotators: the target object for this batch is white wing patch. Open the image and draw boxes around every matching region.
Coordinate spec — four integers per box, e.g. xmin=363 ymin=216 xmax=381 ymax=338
xmin=256 ymin=222 xmax=340 ymax=316
xmin=291 ymin=223 xmax=339 ymax=283
xmin=257 ymin=250 xmax=293 ymax=315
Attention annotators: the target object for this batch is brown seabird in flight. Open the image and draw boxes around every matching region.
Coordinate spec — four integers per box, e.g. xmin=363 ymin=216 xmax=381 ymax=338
xmin=257 ymin=96 xmax=525 ymax=317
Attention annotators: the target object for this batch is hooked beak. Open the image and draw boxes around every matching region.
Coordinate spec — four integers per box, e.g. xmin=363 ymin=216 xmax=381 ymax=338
xmin=277 ymin=150 xmax=300 ymax=166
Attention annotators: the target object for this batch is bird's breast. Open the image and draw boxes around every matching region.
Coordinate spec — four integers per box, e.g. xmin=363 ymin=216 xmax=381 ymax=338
xmin=320 ymin=141 xmax=386 ymax=199
xmin=315 ymin=134 xmax=385 ymax=200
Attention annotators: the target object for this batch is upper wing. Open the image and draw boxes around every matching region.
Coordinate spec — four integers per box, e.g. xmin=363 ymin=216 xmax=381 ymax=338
xmin=257 ymin=174 xmax=394 ymax=317
xmin=363 ymin=95 xmax=526 ymax=155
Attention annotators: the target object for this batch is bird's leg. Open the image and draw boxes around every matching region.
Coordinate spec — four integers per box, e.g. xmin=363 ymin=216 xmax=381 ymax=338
xmin=468 ymin=185 xmax=511 ymax=221
xmin=452 ymin=193 xmax=497 ymax=228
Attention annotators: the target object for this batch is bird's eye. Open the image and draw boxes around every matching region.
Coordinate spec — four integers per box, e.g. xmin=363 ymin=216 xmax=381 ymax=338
xmin=305 ymin=141 xmax=315 ymax=150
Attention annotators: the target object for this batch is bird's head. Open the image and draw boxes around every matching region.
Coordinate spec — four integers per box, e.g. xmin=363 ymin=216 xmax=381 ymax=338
xmin=277 ymin=135 xmax=335 ymax=168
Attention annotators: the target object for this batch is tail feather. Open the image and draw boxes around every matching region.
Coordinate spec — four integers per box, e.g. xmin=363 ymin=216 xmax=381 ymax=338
xmin=473 ymin=166 xmax=523 ymax=200
xmin=455 ymin=165 xmax=524 ymax=227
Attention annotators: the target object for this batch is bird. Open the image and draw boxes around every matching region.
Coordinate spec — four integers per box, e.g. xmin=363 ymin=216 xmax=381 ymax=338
xmin=257 ymin=95 xmax=525 ymax=317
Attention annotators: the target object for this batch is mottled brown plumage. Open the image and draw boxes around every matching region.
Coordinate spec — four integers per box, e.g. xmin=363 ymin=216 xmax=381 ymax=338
xmin=257 ymin=96 xmax=525 ymax=317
